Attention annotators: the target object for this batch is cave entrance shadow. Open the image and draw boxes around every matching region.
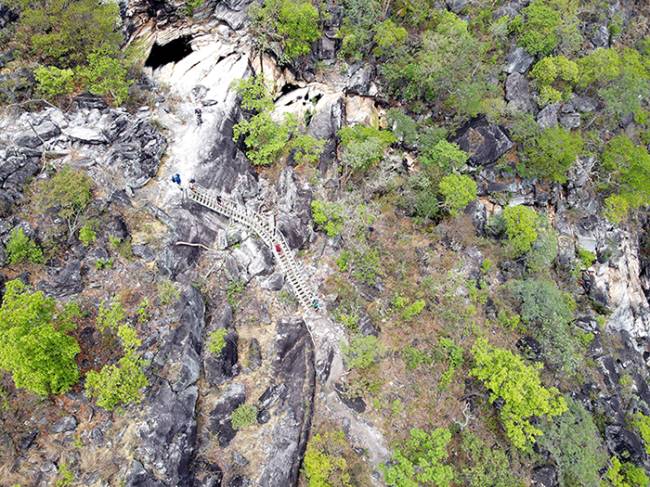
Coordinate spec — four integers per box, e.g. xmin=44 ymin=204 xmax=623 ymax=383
xmin=145 ymin=36 xmax=194 ymax=69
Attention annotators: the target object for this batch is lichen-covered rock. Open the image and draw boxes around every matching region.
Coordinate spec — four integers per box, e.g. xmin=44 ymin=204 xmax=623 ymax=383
xmin=455 ymin=117 xmax=513 ymax=167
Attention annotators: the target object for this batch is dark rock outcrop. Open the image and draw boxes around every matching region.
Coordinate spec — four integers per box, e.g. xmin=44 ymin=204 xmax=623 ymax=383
xmin=258 ymin=318 xmax=315 ymax=486
xmin=209 ymin=383 xmax=246 ymax=448
xmin=455 ymin=117 xmax=513 ymax=167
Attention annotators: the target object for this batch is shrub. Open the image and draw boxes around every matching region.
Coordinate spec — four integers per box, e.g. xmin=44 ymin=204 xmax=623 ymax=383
xmin=507 ymin=279 xmax=579 ymax=371
xmin=0 ymin=279 xmax=80 ymax=396
xmin=78 ymin=223 xmax=97 ymax=247
xmin=470 ymin=338 xmax=567 ymax=450
xmin=539 ymin=398 xmax=607 ymax=486
xmin=207 ymin=329 xmax=228 ymax=356
xmin=337 ymin=0 xmax=382 ymax=61
xmin=97 ymin=299 xmax=126 ymax=333
xmin=373 ymin=19 xmax=408 ymax=57
xmin=577 ymin=48 xmax=622 ymax=89
xmin=632 ymin=412 xmax=650 ymax=455
xmin=577 ymin=247 xmax=596 ymax=269
xmin=438 ymin=174 xmax=477 ymax=216
xmin=303 ymin=431 xmax=356 ymax=487
xmin=231 ymin=403 xmax=258 ymax=429
xmin=77 ymin=50 xmax=131 ymax=106
xmin=250 ymin=0 xmax=320 ymax=61
xmin=386 ymin=109 xmax=419 ymax=147
xmin=514 ymin=0 xmax=580 ymax=56
xmin=437 ymin=338 xmax=463 ymax=388
xmin=382 ymin=427 xmax=454 ymax=487
xmin=291 ymin=134 xmax=325 ymax=165
xmin=600 ymin=135 xmax=650 ymax=220
xmin=338 ymin=125 xmax=396 ymax=174
xmin=459 ymin=431 xmax=525 ymax=487
xmin=526 ymin=225 xmax=558 ymax=274
xmin=351 ymin=247 xmax=381 ymax=286
xmin=342 ymin=335 xmax=382 ymax=370
xmin=402 ymin=299 xmax=426 ymax=321
xmin=606 ymin=457 xmax=649 ymax=487
xmin=420 ymin=140 xmax=468 ymax=173
xmin=603 ymin=194 xmax=631 ymax=224
xmin=530 ymin=55 xmax=578 ymax=106
xmin=5 ymin=227 xmax=44 ymax=265
xmin=519 ymin=127 xmax=583 ymax=183
xmin=233 ymin=112 xmax=293 ymax=166
xmin=234 ymin=75 xmax=274 ymax=113
xmin=226 ymin=280 xmax=246 ymax=307
xmin=32 ymin=166 xmax=93 ymax=238
xmin=311 ymin=200 xmax=345 ymax=237
xmin=34 ymin=66 xmax=75 ymax=98
xmin=501 ymin=205 xmax=539 ymax=257
xmin=158 ymin=279 xmax=180 ymax=305
xmin=85 ymin=324 xmax=148 ymax=411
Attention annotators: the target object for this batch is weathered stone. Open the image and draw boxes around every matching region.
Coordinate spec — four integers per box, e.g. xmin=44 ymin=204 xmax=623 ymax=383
xmin=261 ymin=273 xmax=284 ymax=291
xmin=64 ymin=126 xmax=107 ymax=144
xmin=537 ymin=103 xmax=560 ymax=128
xmin=247 ymin=338 xmax=262 ymax=370
xmin=532 ymin=464 xmax=558 ymax=487
xmin=276 ymin=167 xmax=313 ymax=249
xmin=455 ymin=117 xmax=513 ymax=167
xmin=205 ymin=329 xmax=239 ymax=386
xmin=258 ymin=319 xmax=315 ymax=486
xmin=51 ymin=416 xmax=77 ymax=433
xmin=504 ymin=47 xmax=534 ymax=74
xmin=505 ymin=72 xmax=534 ymax=113
xmin=209 ymin=383 xmax=246 ymax=447
xmin=560 ymin=112 xmax=581 ymax=130
xmin=346 ymin=64 xmax=376 ymax=97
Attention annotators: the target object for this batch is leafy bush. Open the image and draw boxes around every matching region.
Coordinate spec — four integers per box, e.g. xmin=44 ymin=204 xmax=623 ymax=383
xmin=96 ymin=299 xmax=126 ymax=333
xmin=606 ymin=457 xmax=649 ymax=487
xmin=438 ymin=174 xmax=477 ymax=216
xmin=342 ymin=335 xmax=382 ymax=370
xmin=501 ymin=205 xmax=539 ymax=257
xmin=373 ymin=19 xmax=408 ymax=57
xmin=207 ymin=329 xmax=228 ymax=356
xmin=387 ymin=109 xmax=419 ymax=147
xmin=0 ymin=279 xmax=80 ymax=396
xmin=401 ymin=299 xmax=426 ymax=321
xmin=291 ymin=134 xmax=325 ymax=165
xmin=539 ymin=398 xmax=607 ymax=487
xmin=459 ymin=431 xmax=525 ymax=487
xmin=351 ymin=247 xmax=381 ymax=286
xmin=233 ymin=112 xmax=293 ymax=166
xmin=303 ymin=431 xmax=357 ymax=487
xmin=530 ymin=55 xmax=578 ymax=106
xmin=234 ymin=75 xmax=274 ymax=113
xmin=85 ymin=324 xmax=148 ymax=411
xmin=311 ymin=200 xmax=345 ymax=237
xmin=518 ymin=127 xmax=583 ymax=183
xmin=577 ymin=47 xmax=622 ymax=89
xmin=600 ymin=135 xmax=650 ymax=221
xmin=577 ymin=247 xmax=597 ymax=269
xmin=338 ymin=125 xmax=396 ymax=174
xmin=436 ymin=338 xmax=463 ymax=388
xmin=470 ymin=338 xmax=567 ymax=450
xmin=158 ymin=279 xmax=180 ymax=305
xmin=5 ymin=227 xmax=44 ymax=265
xmin=337 ymin=0 xmax=382 ymax=61
xmin=231 ymin=403 xmax=258 ymax=429
xmin=32 ymin=166 xmax=93 ymax=238
xmin=250 ymin=0 xmax=320 ymax=61
xmin=526 ymin=225 xmax=558 ymax=274
xmin=34 ymin=66 xmax=75 ymax=98
xmin=513 ymin=0 xmax=580 ymax=56
xmin=507 ymin=279 xmax=579 ymax=371
xmin=421 ymin=140 xmax=469 ymax=174
xmin=78 ymin=223 xmax=97 ymax=247
xmin=632 ymin=412 xmax=650 ymax=455
xmin=382 ymin=427 xmax=454 ymax=487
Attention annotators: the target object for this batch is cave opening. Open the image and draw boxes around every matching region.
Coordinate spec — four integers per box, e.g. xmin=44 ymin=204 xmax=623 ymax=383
xmin=145 ymin=36 xmax=194 ymax=69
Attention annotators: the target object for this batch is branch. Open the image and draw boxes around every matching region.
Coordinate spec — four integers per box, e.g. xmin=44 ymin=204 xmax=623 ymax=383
xmin=175 ymin=241 xmax=211 ymax=251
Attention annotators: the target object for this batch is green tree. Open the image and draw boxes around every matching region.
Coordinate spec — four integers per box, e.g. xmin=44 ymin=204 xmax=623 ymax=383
xmin=7 ymin=0 xmax=122 ymax=68
xmin=234 ymin=75 xmax=274 ymax=113
xmin=373 ymin=19 xmax=408 ymax=57
xmin=34 ymin=66 xmax=76 ymax=98
xmin=77 ymin=50 xmax=131 ymax=106
xmin=501 ymin=205 xmax=539 ymax=257
xmin=0 ymin=279 xmax=80 ymax=396
xmin=311 ymin=200 xmax=345 ymax=237
xmin=338 ymin=125 xmax=396 ymax=174
xmin=519 ymin=127 xmax=583 ymax=183
xmin=530 ymin=55 xmax=578 ymax=105
xmin=421 ymin=140 xmax=469 ymax=173
xmin=438 ymin=174 xmax=477 ymax=216
xmin=32 ymin=166 xmax=93 ymax=239
xmin=303 ymin=432 xmax=354 ymax=487
xmin=606 ymin=457 xmax=649 ymax=487
xmin=5 ymin=227 xmax=44 ymax=265
xmin=470 ymin=338 xmax=567 ymax=450
xmin=539 ymin=398 xmax=607 ymax=486
xmin=85 ymin=324 xmax=148 ymax=411
xmin=513 ymin=0 xmax=580 ymax=56
xmin=342 ymin=335 xmax=382 ymax=370
xmin=507 ymin=279 xmax=580 ymax=372
xmin=250 ymin=0 xmax=321 ymax=61
xmin=459 ymin=431 xmax=525 ymax=487
xmin=382 ymin=427 xmax=454 ymax=487
xmin=600 ymin=135 xmax=650 ymax=221
xmin=233 ymin=112 xmax=293 ymax=166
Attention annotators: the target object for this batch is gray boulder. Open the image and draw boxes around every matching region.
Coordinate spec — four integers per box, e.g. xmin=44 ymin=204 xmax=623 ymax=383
xmin=209 ymin=383 xmax=246 ymax=448
xmin=537 ymin=103 xmax=560 ymax=128
xmin=455 ymin=117 xmax=513 ymax=167
xmin=276 ymin=168 xmax=313 ymax=249
xmin=504 ymin=47 xmax=534 ymax=74
xmin=505 ymin=72 xmax=534 ymax=113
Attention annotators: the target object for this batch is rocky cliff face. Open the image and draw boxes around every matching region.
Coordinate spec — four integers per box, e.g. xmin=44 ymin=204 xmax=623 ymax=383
xmin=1 ymin=0 xmax=649 ymax=485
